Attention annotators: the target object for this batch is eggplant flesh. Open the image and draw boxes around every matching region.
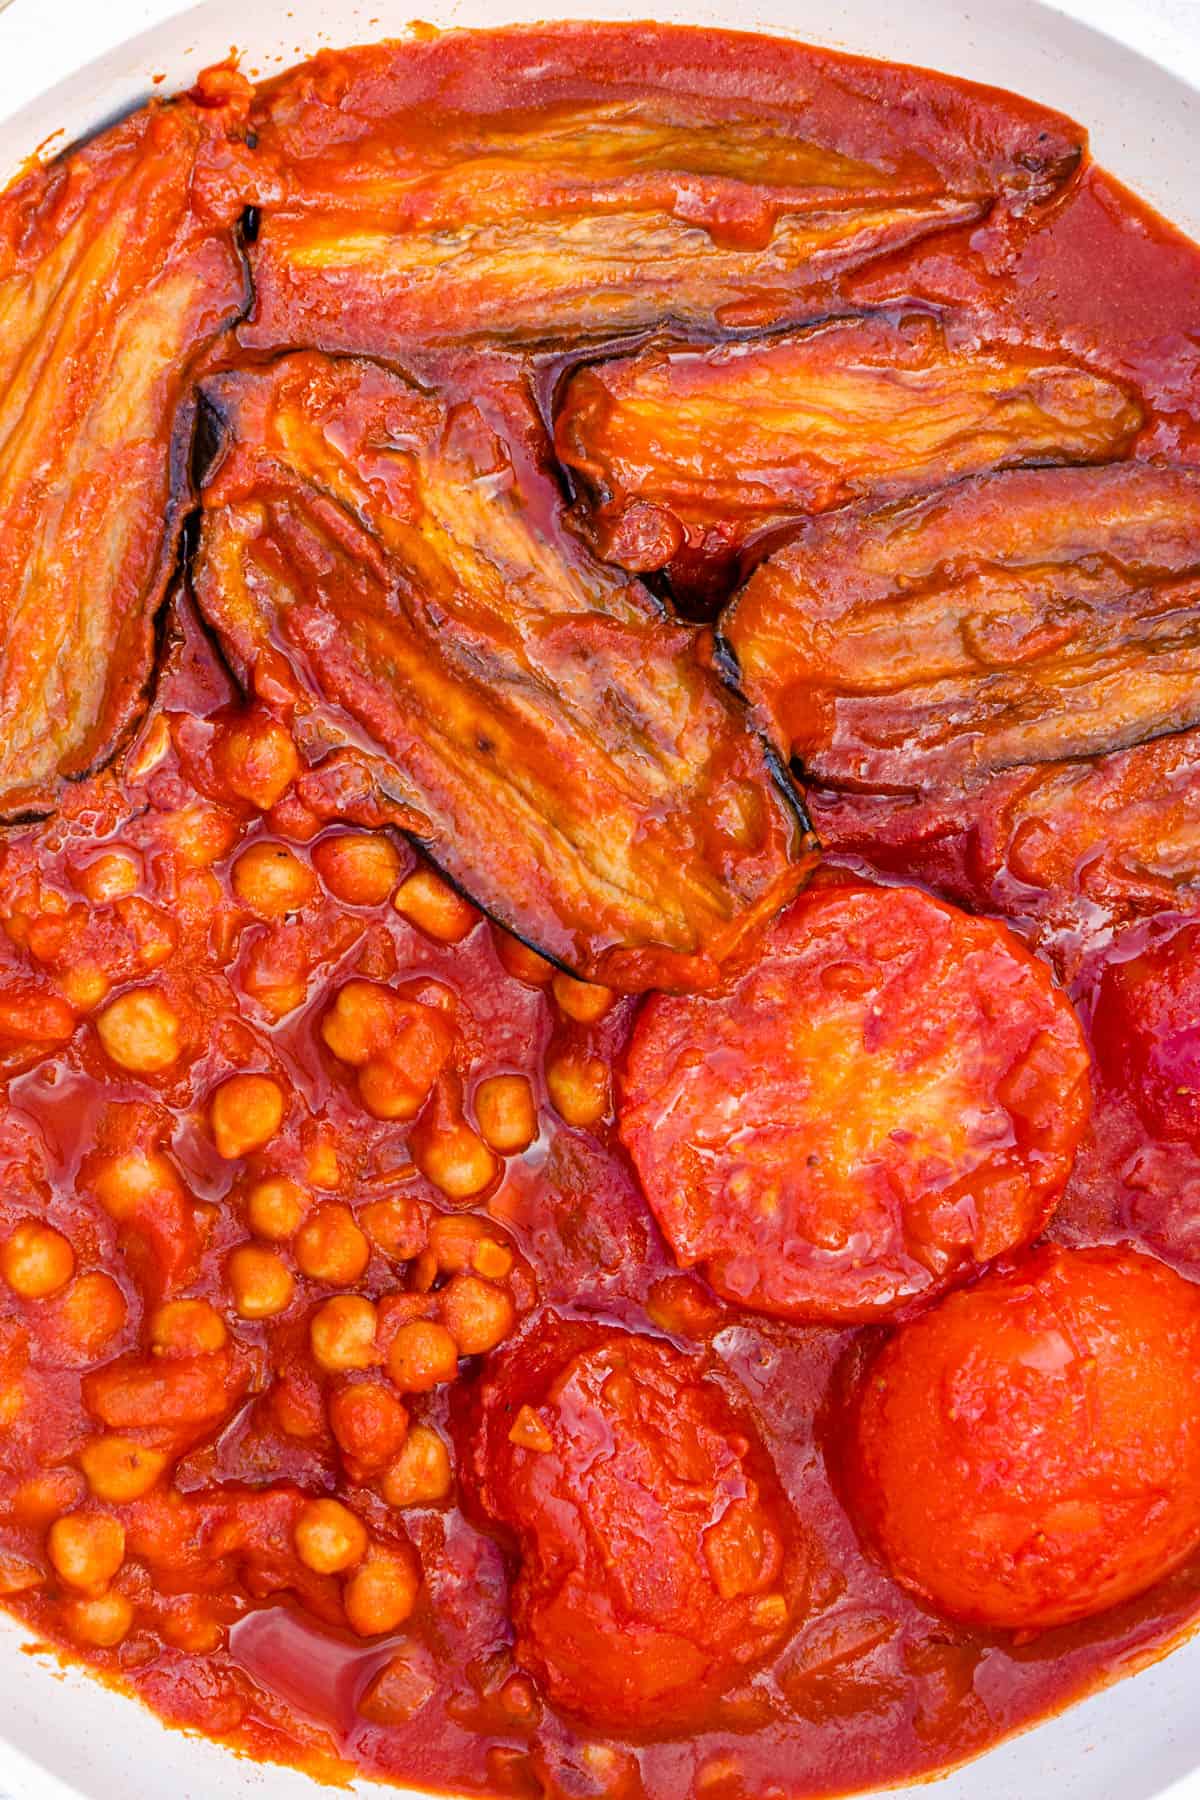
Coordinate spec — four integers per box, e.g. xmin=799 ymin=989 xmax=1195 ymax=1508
xmin=555 ymin=314 xmax=1142 ymax=590
xmin=193 ymin=352 xmax=815 ymax=991
xmin=0 ymin=85 xmax=254 ymax=818
xmin=245 ymin=203 xmax=986 ymax=350
xmin=726 ymin=465 xmax=1200 ymax=792
xmin=242 ymin=28 xmax=1083 ymax=350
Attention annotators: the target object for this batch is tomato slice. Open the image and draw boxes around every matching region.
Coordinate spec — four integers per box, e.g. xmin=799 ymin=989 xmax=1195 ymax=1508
xmin=619 ymin=883 xmax=1091 ymax=1321
xmin=456 ymin=1313 xmax=798 ymax=1730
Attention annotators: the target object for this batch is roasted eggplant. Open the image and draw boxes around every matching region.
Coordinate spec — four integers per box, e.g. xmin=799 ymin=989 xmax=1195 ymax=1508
xmin=726 ymin=465 xmax=1200 ymax=792
xmin=241 ymin=24 xmax=1083 ymax=351
xmin=0 ymin=77 xmax=255 ymax=818
xmin=556 ymin=315 xmax=1141 ymax=593
xmin=810 ymin=728 xmax=1200 ymax=945
xmin=193 ymin=353 xmax=815 ymax=990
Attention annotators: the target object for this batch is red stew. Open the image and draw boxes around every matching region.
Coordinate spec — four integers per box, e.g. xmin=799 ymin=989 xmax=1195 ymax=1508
xmin=0 ymin=21 xmax=1199 ymax=1800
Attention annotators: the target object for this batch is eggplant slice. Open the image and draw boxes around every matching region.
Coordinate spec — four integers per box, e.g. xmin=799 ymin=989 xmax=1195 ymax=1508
xmin=192 ymin=353 xmax=815 ymax=991
xmin=240 ymin=23 xmax=1083 ymax=350
xmin=725 ymin=465 xmax=1200 ymax=793
xmin=810 ymin=728 xmax=1200 ymax=944
xmin=555 ymin=315 xmax=1142 ymax=594
xmin=0 ymin=81 xmax=256 ymax=819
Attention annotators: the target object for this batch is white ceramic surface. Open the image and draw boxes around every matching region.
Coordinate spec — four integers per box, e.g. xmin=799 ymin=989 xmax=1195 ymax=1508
xmin=0 ymin=1 xmax=1199 ymax=1796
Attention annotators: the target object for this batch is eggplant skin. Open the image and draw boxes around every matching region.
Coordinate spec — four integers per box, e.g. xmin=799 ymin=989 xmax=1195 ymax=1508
xmin=192 ymin=352 xmax=816 ymax=991
xmin=811 ymin=728 xmax=1200 ymax=945
xmin=240 ymin=23 xmax=1084 ymax=351
xmin=555 ymin=315 xmax=1142 ymax=595
xmin=246 ymin=203 xmax=985 ymax=352
xmin=725 ymin=465 xmax=1200 ymax=794
xmin=0 ymin=76 xmax=256 ymax=820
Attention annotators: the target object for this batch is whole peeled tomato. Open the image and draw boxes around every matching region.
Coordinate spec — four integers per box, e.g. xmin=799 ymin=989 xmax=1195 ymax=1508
xmin=456 ymin=1314 xmax=800 ymax=1732
xmin=619 ymin=883 xmax=1091 ymax=1322
xmin=846 ymin=1243 xmax=1200 ymax=1631
xmin=1092 ymin=922 xmax=1200 ymax=1146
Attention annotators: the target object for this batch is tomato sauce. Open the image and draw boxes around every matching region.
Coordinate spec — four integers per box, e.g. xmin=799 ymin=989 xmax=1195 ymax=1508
xmin=1 ymin=22 xmax=1200 ymax=1800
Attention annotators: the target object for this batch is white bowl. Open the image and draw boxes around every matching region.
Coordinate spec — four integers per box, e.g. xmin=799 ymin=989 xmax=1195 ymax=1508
xmin=0 ymin=2 xmax=1198 ymax=1796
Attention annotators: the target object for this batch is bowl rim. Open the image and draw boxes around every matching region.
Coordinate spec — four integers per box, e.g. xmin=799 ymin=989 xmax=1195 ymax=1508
xmin=0 ymin=4 xmax=1199 ymax=1799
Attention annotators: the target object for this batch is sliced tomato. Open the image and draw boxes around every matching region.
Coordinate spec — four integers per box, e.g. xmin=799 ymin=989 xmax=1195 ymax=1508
xmin=619 ymin=883 xmax=1090 ymax=1321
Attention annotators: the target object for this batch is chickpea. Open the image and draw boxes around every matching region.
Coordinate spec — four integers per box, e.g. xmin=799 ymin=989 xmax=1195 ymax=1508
xmin=361 ymin=1197 xmax=428 ymax=1263
xmin=392 ymin=868 xmax=476 ymax=944
xmin=551 ymin=972 xmax=616 ymax=1024
xmin=247 ymin=1176 xmax=309 ymax=1242
xmin=216 ymin=713 xmax=301 ymax=812
xmin=161 ymin=1601 xmax=223 ymax=1654
xmin=13 ymin=1469 xmax=86 ymax=1524
xmin=47 ymin=1512 xmax=125 ymax=1592
xmin=158 ymin=805 xmax=239 ymax=869
xmin=414 ymin=1120 xmax=498 ymax=1201
xmin=92 ymin=1148 xmax=180 ymax=1222
xmin=439 ymin=1274 xmax=516 ymax=1357
xmin=2 ymin=1221 xmax=74 ymax=1299
xmin=321 ymin=982 xmax=452 ymax=1122
xmin=474 ymin=1074 xmax=536 ymax=1155
xmin=493 ymin=930 xmax=555 ymax=987
xmin=310 ymin=1296 xmax=378 ymax=1372
xmin=387 ymin=1320 xmax=459 ymax=1394
xmin=382 ymin=1425 xmax=453 ymax=1508
xmin=60 ymin=965 xmax=110 ymax=1013
xmin=328 ymin=1380 xmax=409 ymax=1475
xmin=149 ymin=1298 xmax=227 ymax=1357
xmin=55 ymin=1273 xmax=127 ymax=1357
xmin=96 ymin=988 xmax=181 ymax=1074
xmin=356 ymin=1058 xmax=432 ymax=1123
xmin=293 ymin=1498 xmax=367 ymax=1575
xmin=425 ymin=1215 xmax=487 ymax=1276
xmin=472 ymin=1238 xmax=515 ymax=1282
xmin=314 ymin=833 xmax=402 ymax=906
xmin=74 ymin=851 xmax=140 ymax=904
xmin=295 ymin=1202 xmax=370 ymax=1285
xmin=321 ymin=980 xmax=395 ymax=1067
xmin=344 ymin=1545 xmax=420 ymax=1637
xmin=270 ymin=789 xmax=322 ymax=843
xmin=210 ymin=1073 xmax=285 ymax=1159
xmin=229 ymin=1244 xmax=295 ymax=1319
xmin=232 ymin=841 xmax=316 ymax=918
xmin=546 ymin=1052 xmax=610 ymax=1127
xmin=66 ymin=1590 xmax=134 ymax=1648
xmin=81 ymin=1437 xmax=168 ymax=1503
xmin=424 ymin=1216 xmax=514 ymax=1284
